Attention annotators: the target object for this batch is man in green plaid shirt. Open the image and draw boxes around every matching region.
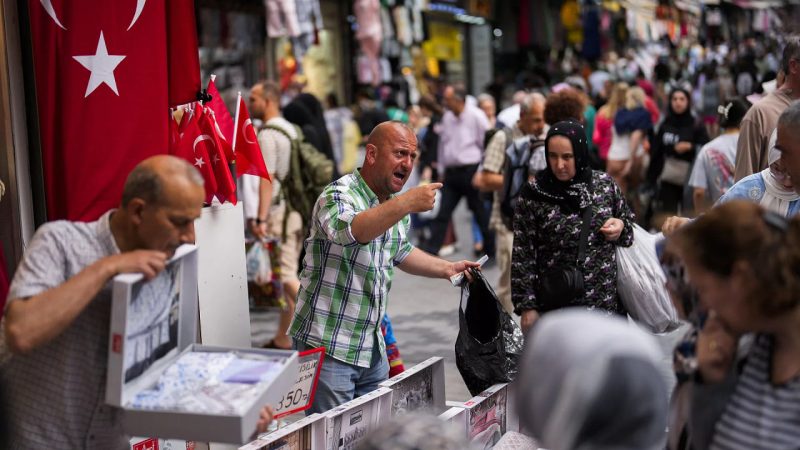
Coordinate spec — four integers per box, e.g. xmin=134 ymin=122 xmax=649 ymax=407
xmin=289 ymin=122 xmax=479 ymax=413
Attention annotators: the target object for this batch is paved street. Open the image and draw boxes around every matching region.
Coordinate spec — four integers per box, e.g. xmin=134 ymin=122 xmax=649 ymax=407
xmin=251 ymin=201 xmax=687 ymax=405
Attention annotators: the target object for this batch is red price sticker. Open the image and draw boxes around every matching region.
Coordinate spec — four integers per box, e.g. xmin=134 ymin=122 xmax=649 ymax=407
xmin=273 ymin=347 xmax=325 ymax=419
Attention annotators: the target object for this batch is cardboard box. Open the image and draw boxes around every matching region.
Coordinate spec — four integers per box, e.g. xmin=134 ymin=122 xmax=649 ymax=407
xmin=106 ymin=245 xmax=298 ymax=444
xmin=462 ymin=383 xmax=511 ymax=449
xmin=323 ymin=387 xmax=392 ymax=450
xmin=438 ymin=406 xmax=468 ymax=438
xmin=238 ymin=414 xmax=326 ymax=450
xmin=378 ymin=357 xmax=446 ymax=416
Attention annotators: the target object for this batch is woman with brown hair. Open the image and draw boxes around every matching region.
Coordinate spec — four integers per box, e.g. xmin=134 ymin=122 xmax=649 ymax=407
xmin=668 ymin=200 xmax=800 ymax=449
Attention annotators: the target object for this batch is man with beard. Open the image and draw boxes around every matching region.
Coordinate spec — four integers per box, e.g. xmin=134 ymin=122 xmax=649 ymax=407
xmin=289 ymin=122 xmax=479 ymax=413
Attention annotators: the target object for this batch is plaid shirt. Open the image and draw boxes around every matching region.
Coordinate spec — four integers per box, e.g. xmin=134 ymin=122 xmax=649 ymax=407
xmin=289 ymin=170 xmax=414 ymax=367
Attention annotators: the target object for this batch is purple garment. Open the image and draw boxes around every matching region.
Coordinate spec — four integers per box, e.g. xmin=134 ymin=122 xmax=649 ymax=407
xmin=437 ymin=105 xmax=490 ymax=170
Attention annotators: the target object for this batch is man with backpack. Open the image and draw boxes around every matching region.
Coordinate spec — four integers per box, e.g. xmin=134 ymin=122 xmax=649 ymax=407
xmin=472 ymin=93 xmax=547 ymax=314
xmin=245 ymin=81 xmax=333 ymax=350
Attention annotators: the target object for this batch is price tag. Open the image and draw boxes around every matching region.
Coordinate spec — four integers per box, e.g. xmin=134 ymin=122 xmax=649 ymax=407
xmin=273 ymin=347 xmax=325 ymax=419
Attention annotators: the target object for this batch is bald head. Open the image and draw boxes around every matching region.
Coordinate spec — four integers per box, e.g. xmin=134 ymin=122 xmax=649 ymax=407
xmin=362 ymin=121 xmax=418 ymax=200
xmin=366 ymin=121 xmax=415 ymax=149
xmin=122 ymin=155 xmax=204 ymax=207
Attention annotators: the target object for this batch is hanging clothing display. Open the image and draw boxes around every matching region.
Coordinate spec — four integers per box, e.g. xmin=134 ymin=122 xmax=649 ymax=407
xmin=291 ymin=33 xmax=315 ymax=72
xmin=294 ymin=0 xmax=323 ymax=36
xmin=560 ymin=0 xmax=583 ymax=46
xmin=582 ymin=5 xmax=601 ymax=61
xmin=380 ymin=6 xmax=400 ymax=58
xmin=265 ymin=0 xmax=301 ymax=38
xmin=355 ymin=0 xmax=383 ymax=86
xmin=410 ymin=0 xmax=424 ymax=43
xmin=393 ymin=6 xmax=413 ymax=47
xmin=517 ymin=0 xmax=532 ymax=47
xmin=303 ymin=44 xmax=336 ymax=98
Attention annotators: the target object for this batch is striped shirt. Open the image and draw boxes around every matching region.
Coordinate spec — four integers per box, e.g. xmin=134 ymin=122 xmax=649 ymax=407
xmin=0 ymin=211 xmax=129 ymax=449
xmin=711 ymin=334 xmax=800 ymax=449
xmin=289 ymin=170 xmax=414 ymax=368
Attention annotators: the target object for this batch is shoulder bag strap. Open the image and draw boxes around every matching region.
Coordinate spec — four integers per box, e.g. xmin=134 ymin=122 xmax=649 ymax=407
xmin=577 ymin=176 xmax=594 ymax=265
xmin=577 ymin=206 xmax=592 ymax=266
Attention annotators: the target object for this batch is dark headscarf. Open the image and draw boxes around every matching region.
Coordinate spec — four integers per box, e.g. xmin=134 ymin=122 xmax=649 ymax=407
xmin=295 ymin=93 xmax=335 ymax=161
xmin=664 ymin=87 xmax=695 ymax=128
xmin=529 ymin=120 xmax=594 ymax=213
xmin=283 ymin=98 xmax=339 ymax=176
xmin=283 ymin=94 xmax=339 ymax=178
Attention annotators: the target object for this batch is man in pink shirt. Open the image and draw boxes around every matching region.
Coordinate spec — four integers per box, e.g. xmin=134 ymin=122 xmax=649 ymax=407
xmin=421 ymin=86 xmax=494 ymax=259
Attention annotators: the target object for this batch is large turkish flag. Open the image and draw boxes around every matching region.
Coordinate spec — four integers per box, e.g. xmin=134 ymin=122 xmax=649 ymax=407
xmin=29 ymin=0 xmax=199 ymax=221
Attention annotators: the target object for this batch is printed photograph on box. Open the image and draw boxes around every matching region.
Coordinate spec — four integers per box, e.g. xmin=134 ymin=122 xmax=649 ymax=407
xmin=388 ymin=365 xmax=434 ymax=415
xmin=331 ymin=403 xmax=374 ymax=450
xmin=240 ymin=414 xmax=325 ymax=450
xmin=468 ymin=386 xmax=508 ymax=450
xmin=124 ymin=264 xmax=182 ymax=382
xmin=258 ymin=427 xmax=312 ymax=450
xmin=324 ymin=388 xmax=391 ymax=450
xmin=379 ymin=357 xmax=445 ymax=416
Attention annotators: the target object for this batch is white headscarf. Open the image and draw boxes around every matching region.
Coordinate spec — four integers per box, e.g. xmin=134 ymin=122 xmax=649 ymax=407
xmin=760 ymin=129 xmax=800 ymax=216
xmin=516 ymin=309 xmax=668 ymax=450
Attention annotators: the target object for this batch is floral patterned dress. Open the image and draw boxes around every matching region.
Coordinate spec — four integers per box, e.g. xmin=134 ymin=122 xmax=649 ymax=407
xmin=511 ymin=171 xmax=635 ymax=315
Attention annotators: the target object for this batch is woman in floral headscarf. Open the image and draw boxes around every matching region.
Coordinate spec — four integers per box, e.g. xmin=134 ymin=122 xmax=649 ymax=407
xmin=512 ymin=120 xmax=635 ymax=333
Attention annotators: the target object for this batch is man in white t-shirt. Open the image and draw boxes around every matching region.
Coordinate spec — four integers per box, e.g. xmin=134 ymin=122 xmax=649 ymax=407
xmin=244 ymin=81 xmax=303 ymax=350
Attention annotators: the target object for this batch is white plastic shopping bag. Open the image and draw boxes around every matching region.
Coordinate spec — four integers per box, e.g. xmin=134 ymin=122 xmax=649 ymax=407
xmin=616 ymin=224 xmax=680 ymax=333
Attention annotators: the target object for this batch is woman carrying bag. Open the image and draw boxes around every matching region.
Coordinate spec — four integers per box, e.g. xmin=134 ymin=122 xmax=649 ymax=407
xmin=647 ymin=87 xmax=709 ymax=217
xmin=511 ymin=120 xmax=635 ymax=333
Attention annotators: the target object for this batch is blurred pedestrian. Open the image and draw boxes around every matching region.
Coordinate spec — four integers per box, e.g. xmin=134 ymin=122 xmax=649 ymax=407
xmin=593 ymin=82 xmax=628 ymax=165
xmin=689 ymin=98 xmax=750 ymax=214
xmin=734 ymin=35 xmax=800 ymax=181
xmin=477 ymin=93 xmax=498 ymax=129
xmin=668 ymin=201 xmax=800 ymax=449
xmin=647 ymin=87 xmax=708 ymax=217
xmin=608 ymin=87 xmax=652 ymax=194
xmin=517 ymin=309 xmax=668 ymax=450
xmin=473 ymin=93 xmax=547 ymax=314
xmin=421 ymin=86 xmax=495 ymax=260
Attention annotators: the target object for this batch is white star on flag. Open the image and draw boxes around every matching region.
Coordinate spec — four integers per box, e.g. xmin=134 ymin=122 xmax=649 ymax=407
xmin=73 ymin=31 xmax=126 ymax=97
xmin=212 ymin=154 xmax=220 ymax=164
xmin=195 ymin=157 xmax=205 ymax=168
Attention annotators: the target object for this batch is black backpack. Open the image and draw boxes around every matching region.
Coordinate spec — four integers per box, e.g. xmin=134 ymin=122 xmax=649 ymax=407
xmin=499 ymin=136 xmax=545 ymax=229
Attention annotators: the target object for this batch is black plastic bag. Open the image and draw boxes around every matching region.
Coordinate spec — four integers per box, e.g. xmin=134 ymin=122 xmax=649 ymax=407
xmin=455 ymin=270 xmax=524 ymax=396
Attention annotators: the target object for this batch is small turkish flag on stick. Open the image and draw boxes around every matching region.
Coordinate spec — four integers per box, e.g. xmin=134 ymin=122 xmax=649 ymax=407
xmin=199 ymin=107 xmax=237 ymax=204
xmin=233 ymin=93 xmax=270 ymax=180
xmin=173 ymin=104 xmax=217 ymax=204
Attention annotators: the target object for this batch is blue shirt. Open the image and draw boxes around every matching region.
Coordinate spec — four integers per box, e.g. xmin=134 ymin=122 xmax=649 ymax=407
xmin=716 ymin=172 xmax=800 ymax=216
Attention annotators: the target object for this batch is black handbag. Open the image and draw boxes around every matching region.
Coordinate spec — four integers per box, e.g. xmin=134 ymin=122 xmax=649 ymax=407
xmin=537 ymin=205 xmax=593 ymax=312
